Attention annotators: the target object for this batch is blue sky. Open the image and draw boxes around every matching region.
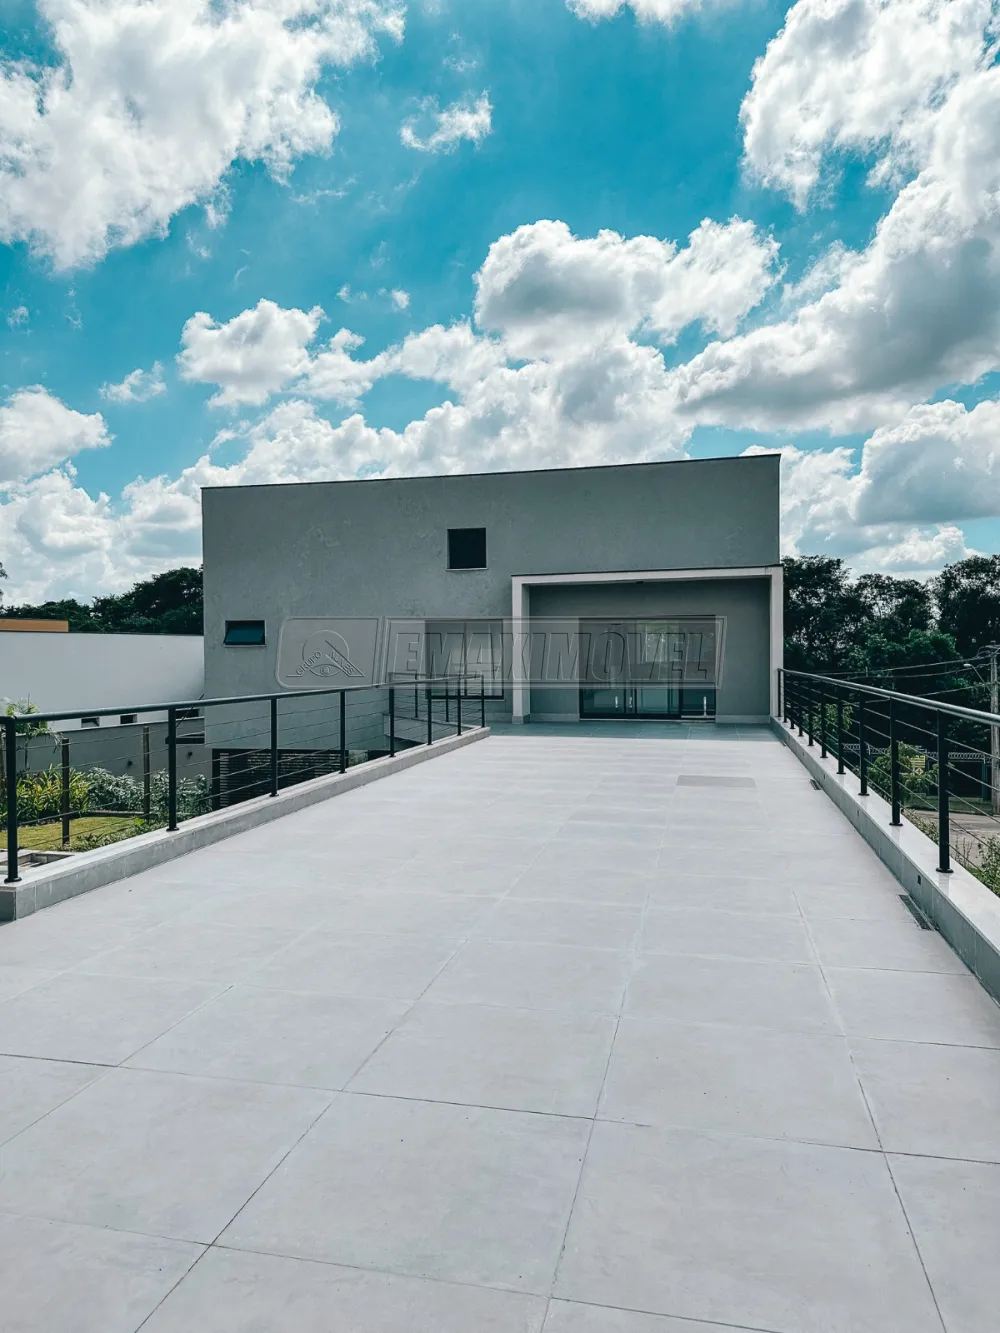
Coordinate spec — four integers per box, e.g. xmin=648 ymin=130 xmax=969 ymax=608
xmin=0 ymin=0 xmax=997 ymax=600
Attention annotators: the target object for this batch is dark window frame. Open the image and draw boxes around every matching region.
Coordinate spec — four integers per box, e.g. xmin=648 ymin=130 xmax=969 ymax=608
xmin=447 ymin=528 xmax=487 ymax=571
xmin=80 ymin=716 xmax=99 ymax=728
xmin=224 ymin=620 xmax=266 ymax=647
xmin=119 ymin=713 xmax=138 ymax=725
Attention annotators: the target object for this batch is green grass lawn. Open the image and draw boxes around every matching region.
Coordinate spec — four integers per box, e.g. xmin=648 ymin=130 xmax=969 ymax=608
xmin=15 ymin=814 xmax=145 ymax=852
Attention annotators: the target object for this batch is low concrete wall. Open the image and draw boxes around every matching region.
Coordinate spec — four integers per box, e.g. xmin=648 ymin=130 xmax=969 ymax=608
xmin=0 ymin=727 xmax=489 ymax=923
xmin=775 ymin=718 xmax=1000 ymax=1005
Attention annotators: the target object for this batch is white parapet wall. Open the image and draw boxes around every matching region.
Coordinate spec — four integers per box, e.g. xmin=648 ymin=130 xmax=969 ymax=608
xmin=775 ymin=717 xmax=1000 ymax=1006
xmin=0 ymin=632 xmax=204 ymax=728
xmin=0 ymin=726 xmax=489 ymax=922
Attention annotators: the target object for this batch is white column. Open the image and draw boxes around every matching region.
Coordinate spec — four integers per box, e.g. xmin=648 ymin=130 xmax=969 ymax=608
xmin=769 ymin=564 xmax=784 ymax=718
xmin=511 ymin=578 xmax=528 ymax=724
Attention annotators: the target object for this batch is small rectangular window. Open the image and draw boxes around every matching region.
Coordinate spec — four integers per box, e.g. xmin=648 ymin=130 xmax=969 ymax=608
xmin=224 ymin=620 xmax=265 ymax=646
xmin=81 ymin=716 xmax=99 ymax=728
xmin=119 ymin=713 xmax=138 ymax=725
xmin=448 ymin=528 xmax=487 ymax=570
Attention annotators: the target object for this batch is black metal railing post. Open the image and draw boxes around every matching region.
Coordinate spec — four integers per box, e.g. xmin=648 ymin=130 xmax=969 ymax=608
xmin=426 ymin=684 xmax=433 ymax=746
xmin=4 ymin=716 xmax=18 ymax=884
xmin=937 ymin=712 xmax=951 ymax=872
xmin=481 ymin=675 xmax=486 ymax=728
xmin=269 ymin=697 xmax=279 ymax=797
xmin=819 ymin=682 xmax=827 ymax=758
xmin=339 ymin=691 xmax=347 ymax=774
xmin=807 ymin=677 xmax=814 ymax=746
xmin=456 ymin=678 xmax=462 ymax=735
xmin=779 ymin=669 xmax=785 ymax=724
xmin=858 ymin=694 xmax=868 ymax=796
xmin=61 ymin=737 xmax=71 ymax=847
xmin=836 ymin=688 xmax=845 ymax=774
xmin=166 ymin=706 xmax=178 ymax=831
xmin=142 ymin=724 xmax=151 ymax=820
xmin=389 ymin=687 xmax=396 ymax=758
xmin=889 ymin=697 xmax=902 ymax=826
xmin=796 ymin=676 xmax=804 ymax=736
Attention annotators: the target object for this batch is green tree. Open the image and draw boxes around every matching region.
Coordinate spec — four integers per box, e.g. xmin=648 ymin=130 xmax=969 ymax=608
xmin=90 ymin=567 xmax=203 ymax=635
xmin=782 ymin=557 xmax=867 ymax=671
xmin=932 ymin=556 xmax=1000 ymax=658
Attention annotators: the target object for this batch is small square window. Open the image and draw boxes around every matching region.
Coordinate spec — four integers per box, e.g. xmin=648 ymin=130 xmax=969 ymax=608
xmin=81 ymin=716 xmax=99 ymax=728
xmin=448 ymin=528 xmax=487 ymax=570
xmin=119 ymin=713 xmax=138 ymax=725
xmin=224 ymin=620 xmax=266 ymax=646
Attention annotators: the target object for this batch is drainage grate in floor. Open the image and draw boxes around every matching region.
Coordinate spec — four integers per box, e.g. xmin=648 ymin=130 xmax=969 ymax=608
xmin=677 ymin=774 xmax=757 ymax=788
xmin=899 ymin=894 xmax=935 ymax=930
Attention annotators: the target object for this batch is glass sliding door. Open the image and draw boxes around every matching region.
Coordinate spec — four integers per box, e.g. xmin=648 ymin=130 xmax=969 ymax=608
xmin=579 ymin=618 xmax=720 ymax=720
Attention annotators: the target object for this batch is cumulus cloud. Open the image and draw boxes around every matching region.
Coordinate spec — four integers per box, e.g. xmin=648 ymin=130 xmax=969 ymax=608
xmin=474 ymin=218 xmax=779 ymax=360
xmin=0 ymin=0 xmax=403 ymax=269
xmin=177 ymin=298 xmax=324 ymax=407
xmin=390 ymin=288 xmax=411 ymax=310
xmin=671 ymin=16 xmax=1000 ymax=435
xmin=100 ymin=364 xmax=167 ymax=404
xmin=400 ymin=93 xmax=493 ymax=152
xmin=741 ymin=0 xmax=993 ymax=206
xmin=0 ymin=387 xmax=110 ymax=483
xmin=7 ymin=306 xmax=28 ymax=328
xmin=568 ymin=0 xmax=720 ymax=21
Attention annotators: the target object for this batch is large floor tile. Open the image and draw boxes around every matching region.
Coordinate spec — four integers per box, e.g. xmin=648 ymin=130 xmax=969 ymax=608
xmin=0 ymin=1054 xmax=104 ymax=1144
xmin=601 ymin=1018 xmax=877 ymax=1147
xmin=826 ymin=966 xmax=1000 ymax=1046
xmin=75 ymin=921 xmax=303 ymax=985
xmin=475 ymin=899 xmax=644 ymax=951
xmin=0 ymin=972 xmax=221 ymax=1063
xmin=382 ymin=860 xmax=527 ymax=896
xmin=424 ymin=940 xmax=633 ymax=1015
xmin=852 ymin=1037 xmax=1000 ymax=1160
xmin=324 ymin=889 xmax=498 ymax=937
xmin=555 ymin=1122 xmax=942 ymax=1332
xmin=142 ymin=1244 xmax=546 ymax=1332
xmin=0 ymin=1067 xmax=331 ymax=1242
xmin=0 ymin=1213 xmax=202 ymax=1333
xmin=890 ymin=1154 xmax=1000 ymax=1333
xmin=647 ymin=874 xmax=799 ymax=915
xmin=794 ymin=884 xmax=915 ymax=921
xmin=350 ymin=1001 xmax=616 ymax=1115
xmin=249 ymin=930 xmax=458 ymax=1000
xmin=544 ymin=1303 xmax=758 ymax=1332
xmin=624 ymin=953 xmax=840 ymax=1033
xmin=528 ymin=842 xmax=660 ymax=877
xmin=127 ymin=986 xmax=408 ymax=1088
xmin=221 ymin=1092 xmax=590 ymax=1292
xmin=0 ymin=964 xmax=53 ymax=1001
xmin=509 ymin=866 xmax=653 ymax=906
xmin=808 ymin=915 xmax=968 ymax=973
xmin=639 ymin=906 xmax=812 ymax=962
xmin=0 ymin=913 xmax=145 ymax=970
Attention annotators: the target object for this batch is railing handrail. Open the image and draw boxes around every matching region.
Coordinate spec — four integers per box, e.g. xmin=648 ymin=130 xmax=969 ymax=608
xmin=2 ymin=675 xmax=461 ymax=728
xmin=780 ymin=668 xmax=1000 ymax=728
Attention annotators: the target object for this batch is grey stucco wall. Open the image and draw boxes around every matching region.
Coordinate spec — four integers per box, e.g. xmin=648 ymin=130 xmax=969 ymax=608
xmin=202 ymin=455 xmax=779 ymax=704
xmin=527 ymin=578 xmax=771 ymax=721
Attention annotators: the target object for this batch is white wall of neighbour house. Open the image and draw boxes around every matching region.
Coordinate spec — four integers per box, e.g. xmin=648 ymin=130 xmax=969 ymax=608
xmin=0 ymin=633 xmax=204 ymax=731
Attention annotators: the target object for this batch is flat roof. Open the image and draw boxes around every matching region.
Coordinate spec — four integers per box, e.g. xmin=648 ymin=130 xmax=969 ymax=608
xmin=202 ymin=452 xmax=779 ymax=493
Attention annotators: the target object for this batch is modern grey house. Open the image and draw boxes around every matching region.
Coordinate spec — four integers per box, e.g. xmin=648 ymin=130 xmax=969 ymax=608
xmin=202 ymin=454 xmax=782 ymax=733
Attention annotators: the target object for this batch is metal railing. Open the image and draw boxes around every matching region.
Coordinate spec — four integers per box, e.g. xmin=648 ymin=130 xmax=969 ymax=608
xmin=780 ymin=668 xmax=1000 ymax=883
xmin=2 ymin=674 xmax=487 ymax=884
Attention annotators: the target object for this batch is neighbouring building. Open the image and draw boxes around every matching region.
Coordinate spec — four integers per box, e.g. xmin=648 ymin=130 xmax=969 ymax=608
xmin=201 ymin=455 xmax=782 ymax=735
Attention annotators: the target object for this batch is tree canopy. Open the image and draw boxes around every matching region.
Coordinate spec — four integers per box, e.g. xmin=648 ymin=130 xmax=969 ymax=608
xmin=0 ymin=567 xmax=203 ymax=636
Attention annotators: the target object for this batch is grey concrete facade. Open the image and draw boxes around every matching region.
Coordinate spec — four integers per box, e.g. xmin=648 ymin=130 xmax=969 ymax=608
xmin=202 ymin=455 xmax=781 ymax=726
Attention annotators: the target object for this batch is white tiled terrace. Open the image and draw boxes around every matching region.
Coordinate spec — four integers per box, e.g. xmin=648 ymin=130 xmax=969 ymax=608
xmin=2 ymin=728 xmax=1000 ymax=1332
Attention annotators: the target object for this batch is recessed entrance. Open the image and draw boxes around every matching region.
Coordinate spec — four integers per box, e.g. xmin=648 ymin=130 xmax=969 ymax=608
xmin=579 ymin=618 xmax=719 ymax=720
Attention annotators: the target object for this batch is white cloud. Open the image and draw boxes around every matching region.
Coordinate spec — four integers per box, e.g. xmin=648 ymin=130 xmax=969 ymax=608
xmin=6 ymin=306 xmax=28 ymax=328
xmin=0 ymin=0 xmax=404 ymax=269
xmin=177 ymin=298 xmax=324 ymax=407
xmin=0 ymin=387 xmax=110 ymax=483
xmin=302 ymin=329 xmax=385 ymax=404
xmin=401 ymin=93 xmax=493 ymax=152
xmin=741 ymin=0 xmax=994 ymax=207
xmin=853 ymin=397 xmax=1000 ymax=524
xmin=672 ymin=42 xmax=1000 ymax=434
xmin=100 ymin=363 xmax=166 ymax=404
xmin=474 ymin=218 xmax=779 ymax=360
xmin=568 ymin=0 xmax=721 ymax=21
xmin=390 ymin=288 xmax=411 ymax=310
